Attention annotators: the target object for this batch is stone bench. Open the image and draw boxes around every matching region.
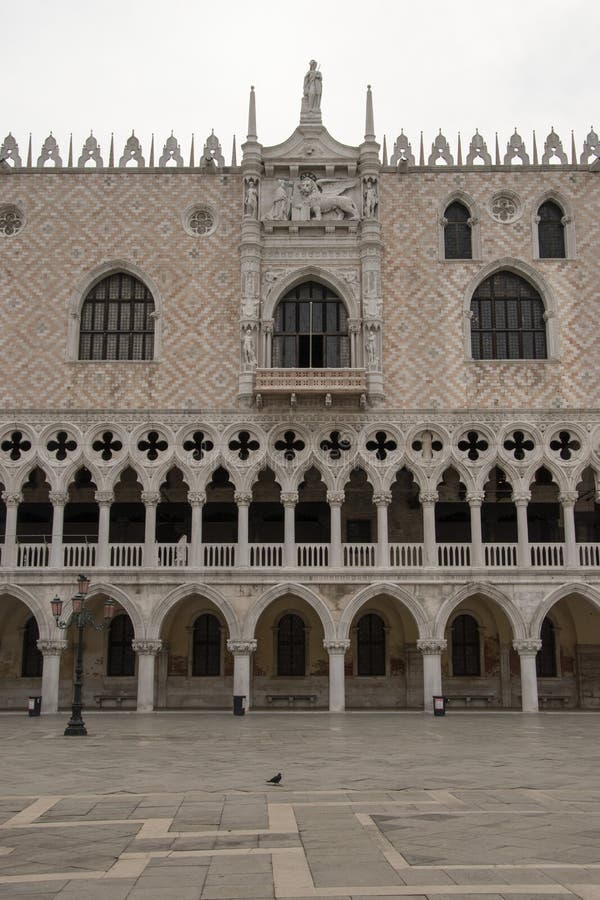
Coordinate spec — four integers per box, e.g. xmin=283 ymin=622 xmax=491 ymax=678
xmin=94 ymin=694 xmax=137 ymax=709
xmin=445 ymin=694 xmax=495 ymax=708
xmin=539 ymin=694 xmax=571 ymax=708
xmin=266 ymin=694 xmax=317 ymax=708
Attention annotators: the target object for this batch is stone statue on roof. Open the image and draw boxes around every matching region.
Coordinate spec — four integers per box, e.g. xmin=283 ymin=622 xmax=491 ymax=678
xmin=302 ymin=60 xmax=322 ymax=115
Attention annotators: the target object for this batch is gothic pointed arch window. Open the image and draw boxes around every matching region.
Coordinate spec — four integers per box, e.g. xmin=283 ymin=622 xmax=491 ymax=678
xmin=79 ymin=272 xmax=155 ymax=360
xmin=272 ymin=281 xmax=349 ymax=368
xmin=277 ymin=613 xmax=306 ymax=676
xmin=470 ymin=271 xmax=547 ymax=359
xmin=357 ymin=613 xmax=386 ymax=676
xmin=107 ymin=613 xmax=135 ymax=676
xmin=451 ymin=613 xmax=480 ymax=676
xmin=22 ymin=617 xmax=43 ymax=677
xmin=444 ymin=201 xmax=472 ymax=259
xmin=192 ymin=613 xmax=221 ymax=676
xmin=538 ymin=200 xmax=566 ymax=259
xmin=536 ymin=616 xmax=557 ymax=677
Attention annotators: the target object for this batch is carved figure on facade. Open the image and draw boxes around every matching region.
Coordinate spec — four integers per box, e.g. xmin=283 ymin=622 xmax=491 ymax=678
xmin=301 ymin=60 xmax=322 ymax=115
xmin=466 ymin=130 xmax=492 ymax=165
xmin=504 ymin=129 xmax=530 ymax=165
xmin=363 ymin=177 xmax=378 ymax=219
xmin=265 ymin=180 xmax=292 ymax=220
xmin=119 ymin=132 xmax=145 ymax=168
xmin=0 ymin=133 xmax=21 ymax=167
xmin=291 ymin=173 xmax=359 ymax=221
xmin=38 ymin=134 xmax=62 ymax=167
xmin=365 ymin=328 xmax=379 ymax=370
xmin=242 ymin=326 xmax=257 ymax=368
xmin=244 ymin=177 xmax=259 ymax=218
xmin=159 ymin=132 xmax=184 ymax=167
xmin=78 ymin=133 xmax=103 ymax=168
xmin=200 ymin=131 xmax=225 ymax=168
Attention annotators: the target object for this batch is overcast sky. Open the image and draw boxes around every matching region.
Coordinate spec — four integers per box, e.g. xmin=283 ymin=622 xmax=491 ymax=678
xmin=2 ymin=0 xmax=598 ymax=165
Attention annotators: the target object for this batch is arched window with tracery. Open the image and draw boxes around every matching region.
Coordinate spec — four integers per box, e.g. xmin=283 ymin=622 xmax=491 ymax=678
xmin=451 ymin=613 xmax=480 ymax=676
xmin=22 ymin=617 xmax=42 ymax=677
xmin=277 ymin=613 xmax=306 ymax=676
xmin=357 ymin=613 xmax=386 ymax=676
xmin=444 ymin=201 xmax=472 ymax=259
xmin=272 ymin=281 xmax=349 ymax=368
xmin=470 ymin=271 xmax=547 ymax=360
xmin=538 ymin=200 xmax=566 ymax=259
xmin=107 ymin=613 xmax=135 ymax=676
xmin=192 ymin=613 xmax=221 ymax=676
xmin=79 ymin=272 xmax=155 ymax=360
xmin=536 ymin=616 xmax=557 ymax=677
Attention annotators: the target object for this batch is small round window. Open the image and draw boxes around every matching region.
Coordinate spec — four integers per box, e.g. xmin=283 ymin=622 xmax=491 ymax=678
xmin=183 ymin=204 xmax=216 ymax=237
xmin=0 ymin=205 xmax=24 ymax=237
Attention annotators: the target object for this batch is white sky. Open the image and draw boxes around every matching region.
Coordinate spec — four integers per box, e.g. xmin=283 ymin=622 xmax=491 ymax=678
xmin=2 ymin=0 xmax=598 ymax=164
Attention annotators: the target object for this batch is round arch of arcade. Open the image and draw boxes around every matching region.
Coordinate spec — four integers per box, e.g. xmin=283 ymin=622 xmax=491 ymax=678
xmin=337 ymin=582 xmax=430 ymax=641
xmin=433 ymin=582 xmax=528 ymax=641
xmin=530 ymin=582 xmax=600 ymax=640
xmin=148 ymin=582 xmax=241 ymax=641
xmin=242 ymin=582 xmax=337 ymax=643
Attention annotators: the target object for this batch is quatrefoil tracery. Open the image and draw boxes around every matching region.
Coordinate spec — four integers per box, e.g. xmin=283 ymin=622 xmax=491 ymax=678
xmin=229 ymin=431 xmax=260 ymax=461
xmin=92 ymin=431 xmax=123 ymax=461
xmin=47 ymin=431 xmax=78 ymax=461
xmin=182 ymin=431 xmax=214 ymax=461
xmin=365 ymin=431 xmax=397 ymax=461
xmin=457 ymin=431 xmax=489 ymax=461
xmin=411 ymin=431 xmax=443 ymax=461
xmin=274 ymin=431 xmax=305 ymax=461
xmin=503 ymin=430 xmax=535 ymax=461
xmin=549 ymin=430 xmax=581 ymax=461
xmin=1 ymin=430 xmax=31 ymax=461
xmin=138 ymin=431 xmax=169 ymax=461
xmin=320 ymin=431 xmax=352 ymax=461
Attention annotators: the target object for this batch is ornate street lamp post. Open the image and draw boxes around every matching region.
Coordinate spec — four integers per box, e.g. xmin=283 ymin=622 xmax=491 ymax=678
xmin=51 ymin=574 xmax=115 ymax=736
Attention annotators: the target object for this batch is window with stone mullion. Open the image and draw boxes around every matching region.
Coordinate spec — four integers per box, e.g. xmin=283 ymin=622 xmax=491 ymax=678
xmin=192 ymin=614 xmax=221 ymax=677
xmin=451 ymin=614 xmax=480 ymax=677
xmin=272 ymin=281 xmax=349 ymax=368
xmin=107 ymin=614 xmax=135 ymax=677
xmin=357 ymin=613 xmax=385 ymax=676
xmin=79 ymin=273 xmax=155 ymax=361
xmin=538 ymin=201 xmax=565 ymax=259
xmin=277 ymin=613 xmax=306 ymax=676
xmin=444 ymin=201 xmax=472 ymax=259
xmin=470 ymin=272 xmax=547 ymax=360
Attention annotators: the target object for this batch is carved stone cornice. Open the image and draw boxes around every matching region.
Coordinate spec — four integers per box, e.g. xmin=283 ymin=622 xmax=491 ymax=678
xmin=227 ymin=639 xmax=257 ymax=655
xmin=417 ymin=639 xmax=447 ymax=655
xmin=420 ymin=492 xmax=438 ymax=505
xmin=141 ymin=491 xmax=160 ymax=506
xmin=327 ymin=491 xmax=345 ymax=506
xmin=513 ymin=639 xmax=542 ymax=655
xmin=37 ymin=640 xmax=68 ymax=656
xmin=323 ymin=639 xmax=350 ymax=655
xmin=373 ymin=491 xmax=392 ymax=506
xmin=234 ymin=491 xmax=253 ymax=506
xmin=2 ymin=492 xmax=22 ymax=507
xmin=132 ymin=639 xmax=163 ymax=656
xmin=188 ymin=491 xmax=207 ymax=506
xmin=95 ymin=491 xmax=113 ymax=505
xmin=49 ymin=491 xmax=69 ymax=506
xmin=280 ymin=491 xmax=299 ymax=506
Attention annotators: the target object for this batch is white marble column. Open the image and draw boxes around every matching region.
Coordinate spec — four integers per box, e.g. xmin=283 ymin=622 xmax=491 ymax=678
xmin=281 ymin=491 xmax=298 ymax=568
xmin=227 ymin=639 xmax=257 ymax=710
xmin=142 ymin=492 xmax=159 ymax=567
xmin=49 ymin=491 xmax=67 ymax=568
xmin=420 ymin=492 xmax=438 ymax=567
xmin=373 ymin=491 xmax=391 ymax=568
xmin=37 ymin=639 xmax=68 ymax=713
xmin=132 ymin=640 xmax=162 ymax=713
xmin=514 ymin=493 xmax=531 ymax=568
xmin=2 ymin=492 xmax=21 ymax=567
xmin=417 ymin=639 xmax=447 ymax=713
xmin=188 ymin=491 xmax=206 ymax=568
xmin=324 ymin=640 xmax=350 ymax=712
xmin=95 ymin=491 xmax=112 ymax=568
xmin=559 ymin=491 xmax=578 ymax=568
xmin=327 ymin=491 xmax=344 ymax=568
xmin=467 ymin=491 xmax=485 ymax=568
xmin=234 ymin=492 xmax=252 ymax=567
xmin=513 ymin=639 xmax=541 ymax=712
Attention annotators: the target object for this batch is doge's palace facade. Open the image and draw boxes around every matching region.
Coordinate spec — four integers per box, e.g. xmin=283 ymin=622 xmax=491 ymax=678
xmin=1 ymin=63 xmax=600 ymax=714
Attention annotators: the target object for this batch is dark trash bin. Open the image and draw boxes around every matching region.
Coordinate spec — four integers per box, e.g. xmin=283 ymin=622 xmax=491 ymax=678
xmin=28 ymin=696 xmax=42 ymax=717
xmin=433 ymin=695 xmax=447 ymax=716
xmin=233 ymin=695 xmax=246 ymax=716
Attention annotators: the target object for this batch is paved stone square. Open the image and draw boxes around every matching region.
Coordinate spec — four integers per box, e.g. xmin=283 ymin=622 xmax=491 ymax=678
xmin=0 ymin=711 xmax=599 ymax=899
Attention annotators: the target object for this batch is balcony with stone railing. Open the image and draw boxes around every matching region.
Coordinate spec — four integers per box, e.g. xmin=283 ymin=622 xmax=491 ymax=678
xmin=254 ymin=367 xmax=366 ymax=402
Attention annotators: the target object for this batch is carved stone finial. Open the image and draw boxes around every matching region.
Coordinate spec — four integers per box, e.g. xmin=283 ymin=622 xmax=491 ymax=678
xmin=200 ymin=131 xmax=224 ymax=169
xmin=300 ymin=60 xmax=323 ymax=125
xmin=0 ymin=133 xmax=21 ymax=167
xmin=159 ymin=133 xmax=184 ymax=167
xmin=364 ymin=84 xmax=375 ymax=141
xmin=247 ymin=86 xmax=257 ymax=142
xmin=119 ymin=132 xmax=145 ymax=168
xmin=466 ymin=130 xmax=492 ymax=166
xmin=37 ymin=133 xmax=62 ymax=168
xmin=390 ymin=131 xmax=415 ymax=166
xmin=581 ymin=127 xmax=600 ymax=164
xmin=542 ymin=127 xmax=567 ymax=164
xmin=78 ymin=132 xmax=103 ymax=168
xmin=428 ymin=131 xmax=454 ymax=166
xmin=504 ymin=129 xmax=530 ymax=165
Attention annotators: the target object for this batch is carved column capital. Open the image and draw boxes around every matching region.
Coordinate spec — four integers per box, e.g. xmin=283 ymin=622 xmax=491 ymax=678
xmin=323 ymin=639 xmax=350 ymax=655
xmin=513 ymin=492 xmax=531 ymax=507
xmin=234 ymin=491 xmax=253 ymax=507
xmin=420 ymin=491 xmax=439 ymax=505
xmin=49 ymin=491 xmax=69 ymax=507
xmin=37 ymin=639 xmax=68 ymax=656
xmin=227 ymin=639 xmax=257 ymax=655
xmin=559 ymin=491 xmax=578 ymax=506
xmin=467 ymin=491 xmax=486 ymax=507
xmin=262 ymin=319 xmax=274 ymax=336
xmin=2 ymin=492 xmax=22 ymax=507
xmin=188 ymin=491 xmax=207 ymax=506
xmin=513 ymin=639 xmax=542 ymax=655
xmin=417 ymin=639 xmax=447 ymax=655
xmin=141 ymin=491 xmax=160 ymax=507
xmin=373 ymin=491 xmax=392 ymax=506
xmin=132 ymin=639 xmax=163 ymax=656
xmin=327 ymin=491 xmax=345 ymax=506
xmin=95 ymin=491 xmax=113 ymax=505
xmin=347 ymin=319 xmax=362 ymax=335
xmin=280 ymin=491 xmax=299 ymax=506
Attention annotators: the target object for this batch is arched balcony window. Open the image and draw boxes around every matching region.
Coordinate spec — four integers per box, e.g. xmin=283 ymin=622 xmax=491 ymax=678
xmin=79 ymin=272 xmax=155 ymax=360
xmin=277 ymin=613 xmax=306 ymax=676
xmin=536 ymin=616 xmax=557 ymax=677
xmin=444 ymin=201 xmax=472 ymax=259
xmin=107 ymin=613 xmax=135 ymax=676
xmin=192 ymin=613 xmax=221 ymax=676
xmin=470 ymin=271 xmax=547 ymax=360
xmin=22 ymin=617 xmax=42 ymax=677
xmin=272 ymin=281 xmax=349 ymax=368
xmin=451 ymin=613 xmax=480 ymax=676
xmin=538 ymin=201 xmax=566 ymax=259
xmin=357 ymin=613 xmax=386 ymax=676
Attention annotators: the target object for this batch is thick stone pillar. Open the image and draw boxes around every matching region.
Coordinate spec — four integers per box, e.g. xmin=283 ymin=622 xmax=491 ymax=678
xmin=95 ymin=491 xmax=112 ymax=568
xmin=235 ymin=492 xmax=252 ymax=567
xmin=467 ymin=491 xmax=485 ymax=567
xmin=49 ymin=491 xmax=67 ymax=568
xmin=515 ymin=493 xmax=531 ymax=568
xmin=559 ymin=491 xmax=578 ymax=567
xmin=327 ymin=491 xmax=344 ymax=568
xmin=373 ymin=491 xmax=391 ymax=568
xmin=417 ymin=639 xmax=447 ymax=713
xmin=142 ymin=492 xmax=159 ymax=567
xmin=513 ymin=640 xmax=541 ymax=712
xmin=188 ymin=491 xmax=206 ymax=567
xmin=281 ymin=492 xmax=298 ymax=568
xmin=38 ymin=640 xmax=68 ymax=713
xmin=227 ymin=639 xmax=257 ymax=710
xmin=132 ymin=640 xmax=162 ymax=713
xmin=324 ymin=640 xmax=350 ymax=712
xmin=2 ymin=492 xmax=21 ymax=567
xmin=420 ymin=492 xmax=438 ymax=567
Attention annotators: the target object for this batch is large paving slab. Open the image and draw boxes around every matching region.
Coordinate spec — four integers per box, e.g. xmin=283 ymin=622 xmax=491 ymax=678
xmin=0 ymin=710 xmax=598 ymax=898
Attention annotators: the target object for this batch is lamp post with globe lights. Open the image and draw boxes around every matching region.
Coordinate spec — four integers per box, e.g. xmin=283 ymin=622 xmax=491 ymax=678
xmin=51 ymin=574 xmax=115 ymax=736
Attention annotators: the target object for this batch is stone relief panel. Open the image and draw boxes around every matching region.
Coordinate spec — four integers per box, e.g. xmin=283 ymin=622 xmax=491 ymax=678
xmin=261 ymin=173 xmax=361 ymax=222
